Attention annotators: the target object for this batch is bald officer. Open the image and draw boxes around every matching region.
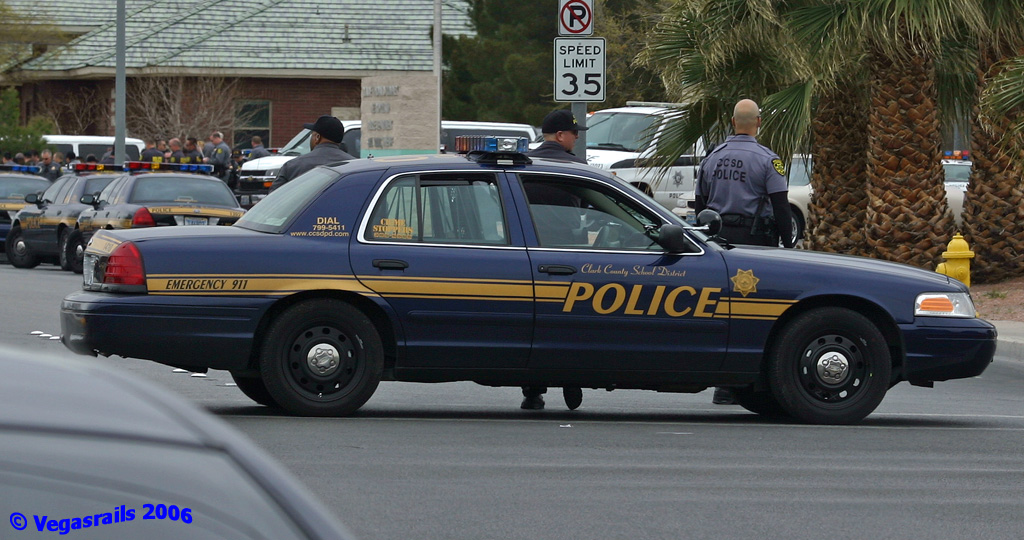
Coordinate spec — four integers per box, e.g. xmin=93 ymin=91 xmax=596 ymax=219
xmin=695 ymin=99 xmax=793 ymax=248
xmin=695 ymin=99 xmax=793 ymax=406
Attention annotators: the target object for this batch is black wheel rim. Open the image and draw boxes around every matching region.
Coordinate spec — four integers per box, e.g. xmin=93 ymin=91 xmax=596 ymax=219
xmin=797 ymin=334 xmax=869 ymax=404
xmin=284 ymin=325 xmax=360 ymax=400
xmin=10 ymin=231 xmax=28 ymax=260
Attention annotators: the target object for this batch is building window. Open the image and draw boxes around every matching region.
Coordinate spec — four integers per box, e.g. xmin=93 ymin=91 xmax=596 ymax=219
xmin=234 ymin=100 xmax=271 ymax=149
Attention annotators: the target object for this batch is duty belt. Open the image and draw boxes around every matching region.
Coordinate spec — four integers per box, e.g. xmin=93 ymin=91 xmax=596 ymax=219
xmin=719 ymin=213 xmax=756 ymax=227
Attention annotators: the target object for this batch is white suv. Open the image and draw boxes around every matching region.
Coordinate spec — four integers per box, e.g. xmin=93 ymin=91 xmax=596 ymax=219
xmin=583 ymin=103 xmax=706 ymax=211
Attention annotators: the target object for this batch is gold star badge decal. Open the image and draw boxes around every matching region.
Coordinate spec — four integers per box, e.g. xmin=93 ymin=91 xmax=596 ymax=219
xmin=731 ymin=269 xmax=760 ymax=297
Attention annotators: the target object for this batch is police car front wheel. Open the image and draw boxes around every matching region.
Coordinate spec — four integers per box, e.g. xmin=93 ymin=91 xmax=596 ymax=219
xmin=768 ymin=307 xmax=891 ymax=425
xmin=5 ymin=226 xmax=40 ymax=269
xmin=259 ymin=299 xmax=383 ymax=416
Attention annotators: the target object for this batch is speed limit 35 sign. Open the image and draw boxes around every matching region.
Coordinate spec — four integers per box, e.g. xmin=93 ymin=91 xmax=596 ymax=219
xmin=554 ymin=37 xmax=605 ymax=102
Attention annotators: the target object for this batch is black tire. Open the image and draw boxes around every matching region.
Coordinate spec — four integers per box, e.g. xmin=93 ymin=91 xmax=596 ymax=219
xmin=66 ymin=229 xmax=85 ymax=274
xmin=768 ymin=307 xmax=891 ymax=425
xmin=733 ymin=387 xmax=790 ymax=419
xmin=230 ymin=372 xmax=280 ymax=408
xmin=789 ymin=207 xmax=805 ymax=247
xmin=58 ymin=228 xmax=72 ymax=270
xmin=5 ymin=226 xmax=40 ymax=268
xmin=259 ymin=299 xmax=383 ymax=416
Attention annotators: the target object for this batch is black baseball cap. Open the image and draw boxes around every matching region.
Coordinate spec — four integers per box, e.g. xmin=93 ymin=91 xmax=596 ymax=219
xmin=541 ymin=109 xmax=588 ymax=134
xmin=303 ymin=115 xmax=346 ymax=143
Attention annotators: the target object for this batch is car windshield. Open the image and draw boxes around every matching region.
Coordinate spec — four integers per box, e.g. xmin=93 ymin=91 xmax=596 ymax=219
xmin=128 ymin=176 xmax=239 ymax=206
xmin=279 ymin=129 xmax=312 ymax=156
xmin=0 ymin=176 xmax=50 ymax=199
xmin=586 ymin=112 xmax=659 ymax=152
xmin=236 ymin=168 xmax=338 ymax=233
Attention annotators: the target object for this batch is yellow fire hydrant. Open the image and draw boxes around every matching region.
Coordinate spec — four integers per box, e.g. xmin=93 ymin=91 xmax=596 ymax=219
xmin=935 ymin=233 xmax=974 ymax=286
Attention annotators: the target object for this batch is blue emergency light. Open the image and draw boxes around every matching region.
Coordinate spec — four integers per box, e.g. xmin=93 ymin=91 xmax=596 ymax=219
xmin=454 ymin=136 xmax=530 ymax=154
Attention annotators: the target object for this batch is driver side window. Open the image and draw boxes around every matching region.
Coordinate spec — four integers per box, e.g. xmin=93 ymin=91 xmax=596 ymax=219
xmin=520 ymin=175 xmax=662 ymax=251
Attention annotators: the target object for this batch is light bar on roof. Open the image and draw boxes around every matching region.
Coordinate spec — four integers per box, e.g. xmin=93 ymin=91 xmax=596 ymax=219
xmin=74 ymin=163 xmax=125 ymax=173
xmin=0 ymin=164 xmax=42 ymax=173
xmin=454 ymin=136 xmax=529 ymax=154
xmin=125 ymin=161 xmax=214 ymax=174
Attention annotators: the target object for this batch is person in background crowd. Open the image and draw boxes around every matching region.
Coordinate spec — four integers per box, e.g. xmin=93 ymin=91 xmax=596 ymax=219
xmin=203 ymin=135 xmax=214 ymax=159
xmin=66 ymin=151 xmax=80 ymax=166
xmin=14 ymin=153 xmax=25 ymax=165
xmin=84 ymin=154 xmax=98 ymax=163
xmin=141 ymin=139 xmax=164 ymax=162
xmin=204 ymin=131 xmax=232 ymax=182
xmin=226 ymin=148 xmax=245 ymax=189
xmin=99 ymin=147 xmax=115 ymax=164
xmin=54 ymin=152 xmax=65 ymax=166
xmin=694 ymin=98 xmax=794 ymax=406
xmin=167 ymin=138 xmax=185 ymax=161
xmin=26 ymin=150 xmax=40 ymax=166
xmin=3 ymin=152 xmax=12 ymax=164
xmin=247 ymin=135 xmax=271 ymax=160
xmin=184 ymin=137 xmax=204 ymax=163
xmin=38 ymin=150 xmax=62 ymax=180
xmin=270 ymin=116 xmax=354 ymax=191
xmin=158 ymin=139 xmax=169 ymax=158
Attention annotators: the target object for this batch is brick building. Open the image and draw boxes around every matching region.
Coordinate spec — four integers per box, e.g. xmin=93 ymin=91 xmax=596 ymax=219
xmin=0 ymin=0 xmax=471 ymax=154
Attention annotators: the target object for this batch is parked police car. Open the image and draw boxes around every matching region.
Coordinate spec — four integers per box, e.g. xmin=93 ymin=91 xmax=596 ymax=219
xmin=7 ymin=166 xmax=119 ymax=269
xmin=61 ymin=137 xmax=995 ymax=425
xmin=65 ymin=162 xmax=245 ymax=273
xmin=1 ymin=166 xmax=50 ymax=257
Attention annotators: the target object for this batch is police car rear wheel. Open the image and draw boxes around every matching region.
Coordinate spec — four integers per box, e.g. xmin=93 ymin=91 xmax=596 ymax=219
xmin=58 ymin=229 xmax=72 ymax=270
xmin=768 ymin=307 xmax=891 ymax=425
xmin=5 ymin=226 xmax=40 ymax=269
xmin=66 ymin=229 xmax=85 ymax=274
xmin=259 ymin=299 xmax=383 ymax=416
xmin=230 ymin=372 xmax=280 ymax=408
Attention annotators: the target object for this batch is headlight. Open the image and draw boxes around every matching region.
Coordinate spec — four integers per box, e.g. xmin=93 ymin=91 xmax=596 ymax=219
xmin=915 ymin=292 xmax=975 ymax=318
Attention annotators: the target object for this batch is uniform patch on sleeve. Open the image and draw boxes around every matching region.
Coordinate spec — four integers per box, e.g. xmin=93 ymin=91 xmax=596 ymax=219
xmin=772 ymin=159 xmax=785 ymax=175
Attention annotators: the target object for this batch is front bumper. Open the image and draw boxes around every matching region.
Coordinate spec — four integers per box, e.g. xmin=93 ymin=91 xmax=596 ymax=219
xmin=61 ymin=290 xmax=272 ymax=371
xmin=900 ymin=318 xmax=997 ymax=384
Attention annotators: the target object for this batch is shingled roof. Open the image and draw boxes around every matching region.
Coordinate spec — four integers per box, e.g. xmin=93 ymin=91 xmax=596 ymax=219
xmin=7 ymin=0 xmax=472 ymax=77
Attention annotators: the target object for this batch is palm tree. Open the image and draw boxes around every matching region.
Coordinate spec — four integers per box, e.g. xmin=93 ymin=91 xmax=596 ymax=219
xmin=644 ymin=0 xmax=988 ymax=269
xmin=962 ymin=2 xmax=1024 ymax=282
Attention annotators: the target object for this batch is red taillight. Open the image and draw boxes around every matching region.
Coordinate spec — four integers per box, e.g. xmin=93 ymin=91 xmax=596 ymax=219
xmin=132 ymin=207 xmax=156 ymax=227
xmin=104 ymin=242 xmax=146 ymax=286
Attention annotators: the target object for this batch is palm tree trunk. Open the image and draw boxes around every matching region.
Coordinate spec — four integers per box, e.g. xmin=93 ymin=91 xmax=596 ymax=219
xmin=807 ymin=82 xmax=869 ymax=254
xmin=864 ymin=41 xmax=954 ymax=267
xmin=963 ymin=47 xmax=1024 ymax=283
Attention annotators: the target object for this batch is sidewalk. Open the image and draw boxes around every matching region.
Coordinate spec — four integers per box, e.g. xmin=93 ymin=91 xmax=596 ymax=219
xmin=993 ymin=320 xmax=1024 ymax=362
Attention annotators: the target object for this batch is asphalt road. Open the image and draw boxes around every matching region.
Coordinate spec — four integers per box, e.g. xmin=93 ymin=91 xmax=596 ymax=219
xmin=3 ymin=262 xmax=1024 ymax=540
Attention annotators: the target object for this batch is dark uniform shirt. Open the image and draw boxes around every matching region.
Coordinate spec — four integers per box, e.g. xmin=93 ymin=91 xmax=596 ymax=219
xmin=696 ymin=134 xmax=787 ymax=216
xmin=270 ymin=142 xmax=355 ymax=191
xmin=695 ymin=134 xmax=793 ymax=247
xmin=527 ymin=140 xmax=587 ymax=164
xmin=39 ymin=162 xmax=62 ymax=181
xmin=248 ymin=145 xmax=272 ymax=160
xmin=141 ymin=147 xmax=164 ymax=162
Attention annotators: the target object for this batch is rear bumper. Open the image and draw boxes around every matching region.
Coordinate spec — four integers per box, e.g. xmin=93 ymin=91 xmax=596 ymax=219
xmin=900 ymin=318 xmax=997 ymax=384
xmin=61 ymin=290 xmax=272 ymax=371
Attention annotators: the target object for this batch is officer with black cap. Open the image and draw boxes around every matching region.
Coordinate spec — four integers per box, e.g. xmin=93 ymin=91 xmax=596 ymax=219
xmin=527 ymin=109 xmax=588 ymax=164
xmin=519 ymin=109 xmax=588 ymax=412
xmin=694 ymin=98 xmax=794 ymax=405
xmin=270 ymin=115 xmax=355 ymax=191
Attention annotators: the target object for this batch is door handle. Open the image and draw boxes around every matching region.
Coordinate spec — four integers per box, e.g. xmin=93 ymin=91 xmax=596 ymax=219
xmin=538 ymin=264 xmax=576 ymax=275
xmin=373 ymin=259 xmax=409 ymax=270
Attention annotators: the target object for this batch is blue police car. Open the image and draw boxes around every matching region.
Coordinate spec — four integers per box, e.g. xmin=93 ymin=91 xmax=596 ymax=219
xmin=60 ymin=137 xmax=996 ymax=425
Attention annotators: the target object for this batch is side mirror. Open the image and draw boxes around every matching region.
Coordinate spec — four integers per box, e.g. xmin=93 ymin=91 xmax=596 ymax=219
xmin=656 ymin=224 xmax=689 ymax=253
xmin=696 ymin=209 xmax=722 ymax=236
xmin=80 ymin=194 xmax=97 ymax=205
xmin=25 ymin=193 xmax=39 ymax=205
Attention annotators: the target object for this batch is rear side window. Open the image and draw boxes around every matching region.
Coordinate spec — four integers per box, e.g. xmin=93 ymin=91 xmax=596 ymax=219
xmin=366 ymin=173 xmax=507 ymax=245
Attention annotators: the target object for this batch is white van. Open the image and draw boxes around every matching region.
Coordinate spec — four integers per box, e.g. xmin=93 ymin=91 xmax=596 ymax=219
xmin=583 ymin=103 xmax=707 ymax=211
xmin=43 ymin=135 xmax=145 ymax=162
